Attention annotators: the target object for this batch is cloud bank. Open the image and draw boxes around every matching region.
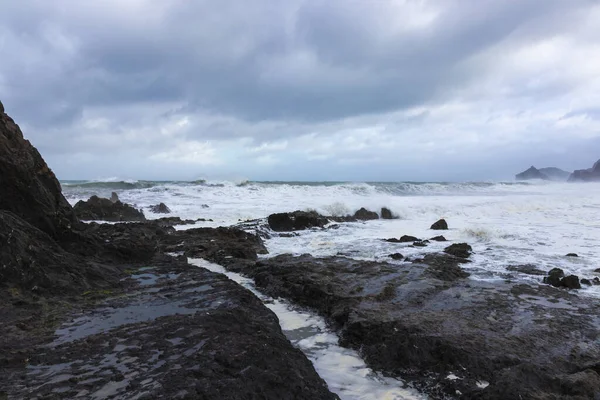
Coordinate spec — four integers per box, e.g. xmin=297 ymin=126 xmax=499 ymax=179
xmin=1 ymin=0 xmax=599 ymax=181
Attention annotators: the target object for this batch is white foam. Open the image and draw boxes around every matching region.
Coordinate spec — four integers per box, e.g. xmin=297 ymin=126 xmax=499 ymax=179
xmin=64 ymin=180 xmax=600 ymax=297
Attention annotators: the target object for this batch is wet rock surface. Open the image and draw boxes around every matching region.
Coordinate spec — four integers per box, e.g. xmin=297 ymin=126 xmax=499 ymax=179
xmin=74 ymin=195 xmax=146 ymax=222
xmin=353 ymin=207 xmax=379 ymax=220
xmin=0 ymin=107 xmax=76 ymax=239
xmin=149 ymin=202 xmax=171 ymax=213
xmin=2 ymin=259 xmax=337 ymax=400
xmin=430 ymin=218 xmax=448 ymax=230
xmin=0 ymin=107 xmax=338 ymax=400
xmin=226 ymin=253 xmax=600 ymax=399
xmin=444 ymin=242 xmax=473 ymax=258
xmin=267 ymin=210 xmax=329 ymax=231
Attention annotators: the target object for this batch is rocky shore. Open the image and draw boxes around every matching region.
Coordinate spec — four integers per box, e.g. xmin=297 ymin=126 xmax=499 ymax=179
xmin=2 ymin=102 xmax=600 ymax=399
xmin=0 ymin=105 xmax=337 ymax=399
xmin=224 ymin=253 xmax=600 ymax=399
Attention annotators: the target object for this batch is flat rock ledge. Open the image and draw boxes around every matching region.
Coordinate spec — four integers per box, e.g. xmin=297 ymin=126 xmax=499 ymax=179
xmin=224 ymin=253 xmax=600 ymax=400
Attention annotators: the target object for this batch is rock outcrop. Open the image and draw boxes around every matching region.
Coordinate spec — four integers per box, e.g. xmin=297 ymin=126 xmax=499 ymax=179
xmin=380 ymin=207 xmax=396 ymax=219
xmin=515 ymin=166 xmax=549 ymax=181
xmin=430 ymin=218 xmax=448 ymax=230
xmin=0 ymin=106 xmax=77 ymax=239
xmin=0 ymin=104 xmax=340 ymax=399
xmin=353 ymin=207 xmax=379 ymax=220
xmin=73 ymin=195 xmax=146 ymax=221
xmin=226 ymin=254 xmax=600 ymax=399
xmin=569 ymin=159 xmax=600 ymax=182
xmin=267 ymin=210 xmax=329 ymax=231
xmin=444 ymin=243 xmax=472 ymax=258
xmin=149 ymin=202 xmax=171 ymax=213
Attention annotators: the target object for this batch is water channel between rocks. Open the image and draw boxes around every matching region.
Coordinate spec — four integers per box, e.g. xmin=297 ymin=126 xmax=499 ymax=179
xmin=189 ymin=258 xmax=426 ymax=400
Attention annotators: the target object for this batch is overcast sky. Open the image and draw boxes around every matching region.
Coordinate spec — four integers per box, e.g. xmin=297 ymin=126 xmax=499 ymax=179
xmin=1 ymin=0 xmax=599 ymax=181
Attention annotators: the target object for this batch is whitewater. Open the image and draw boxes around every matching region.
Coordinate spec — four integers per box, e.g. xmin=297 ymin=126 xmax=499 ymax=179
xmin=61 ymin=179 xmax=600 ymax=398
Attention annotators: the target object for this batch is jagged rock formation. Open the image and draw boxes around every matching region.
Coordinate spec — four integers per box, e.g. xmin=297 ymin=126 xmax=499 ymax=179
xmin=515 ymin=166 xmax=550 ymax=181
xmin=0 ymin=105 xmax=77 ymax=239
xmin=569 ymin=159 xmax=600 ymax=182
xmin=73 ymin=195 xmax=146 ymax=221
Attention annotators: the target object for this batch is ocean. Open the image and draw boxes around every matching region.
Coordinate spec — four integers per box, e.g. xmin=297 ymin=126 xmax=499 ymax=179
xmin=60 ymin=178 xmax=600 ymax=399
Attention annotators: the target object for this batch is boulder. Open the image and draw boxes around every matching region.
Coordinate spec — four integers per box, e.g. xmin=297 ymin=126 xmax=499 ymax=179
xmin=430 ymin=218 xmax=448 ymax=230
xmin=0 ymin=106 xmax=77 ymax=239
xmin=267 ymin=210 xmax=328 ymax=232
xmin=561 ymin=275 xmax=581 ymax=289
xmin=444 ymin=243 xmax=472 ymax=258
xmin=353 ymin=207 xmax=379 ymax=220
xmin=542 ymin=269 xmax=581 ymax=289
xmin=399 ymin=235 xmax=419 ymax=242
xmin=566 ymin=253 xmax=578 ymax=257
xmin=413 ymin=240 xmax=428 ymax=247
xmin=380 ymin=207 xmax=396 ymax=219
xmin=568 ymin=159 xmax=600 ymax=182
xmin=515 ymin=166 xmax=549 ymax=181
xmin=543 ymin=268 xmax=565 ymax=287
xmin=149 ymin=202 xmax=171 ymax=214
xmin=429 ymin=235 xmax=447 ymax=242
xmin=73 ymin=195 xmax=146 ymax=222
xmin=581 ymin=278 xmax=592 ymax=286
xmin=389 ymin=253 xmax=404 ymax=260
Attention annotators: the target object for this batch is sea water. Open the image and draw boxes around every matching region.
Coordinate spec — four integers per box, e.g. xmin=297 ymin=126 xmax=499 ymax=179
xmin=61 ymin=179 xmax=600 ymax=398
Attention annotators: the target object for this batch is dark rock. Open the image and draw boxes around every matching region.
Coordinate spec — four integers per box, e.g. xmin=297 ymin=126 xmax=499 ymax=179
xmin=399 ymin=235 xmax=419 ymax=242
xmin=542 ymin=269 xmax=580 ymax=289
xmin=506 ymin=264 xmax=546 ymax=276
xmin=412 ymin=240 xmax=428 ymax=247
xmin=568 ymin=159 xmax=600 ymax=182
xmin=430 ymin=218 xmax=448 ymax=230
xmin=150 ymin=217 xmax=196 ymax=227
xmin=0 ymin=109 xmax=77 ymax=239
xmin=353 ymin=207 xmax=379 ymax=220
xmin=73 ymin=195 xmax=146 ymax=222
xmin=381 ymin=207 xmax=396 ymax=219
xmin=581 ymin=278 xmax=592 ymax=285
xmin=561 ymin=275 xmax=581 ymax=289
xmin=516 ymin=166 xmax=549 ymax=181
xmin=594 ymin=277 xmax=600 ymax=285
xmin=566 ymin=253 xmax=578 ymax=257
xmin=149 ymin=202 xmax=171 ymax=214
xmin=389 ymin=253 xmax=404 ymax=260
xmin=429 ymin=235 xmax=447 ymax=242
xmin=420 ymin=253 xmax=471 ymax=281
xmin=444 ymin=243 xmax=472 ymax=258
xmin=110 ymin=192 xmax=119 ymax=203
xmin=543 ymin=268 xmax=565 ymax=287
xmin=227 ymin=254 xmax=600 ymax=399
xmin=267 ymin=210 xmax=328 ymax=232
xmin=2 ymin=260 xmax=338 ymax=400
xmin=0 ymin=210 xmax=120 ymax=294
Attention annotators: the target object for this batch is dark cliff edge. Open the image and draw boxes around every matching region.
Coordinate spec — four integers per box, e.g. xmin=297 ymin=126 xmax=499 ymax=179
xmin=0 ymin=102 xmax=338 ymax=399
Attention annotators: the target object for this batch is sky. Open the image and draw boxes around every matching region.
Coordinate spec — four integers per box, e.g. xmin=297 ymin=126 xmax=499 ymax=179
xmin=1 ymin=0 xmax=600 ymax=182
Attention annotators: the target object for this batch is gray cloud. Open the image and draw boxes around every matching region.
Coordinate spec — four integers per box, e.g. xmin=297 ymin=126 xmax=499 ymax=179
xmin=1 ymin=0 xmax=599 ymax=180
